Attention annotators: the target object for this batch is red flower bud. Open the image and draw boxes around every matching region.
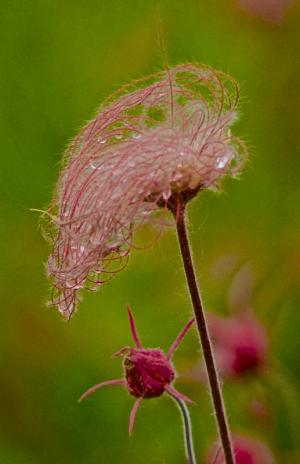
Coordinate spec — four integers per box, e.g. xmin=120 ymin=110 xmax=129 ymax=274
xmin=124 ymin=348 xmax=175 ymax=398
xmin=80 ymin=306 xmax=195 ymax=434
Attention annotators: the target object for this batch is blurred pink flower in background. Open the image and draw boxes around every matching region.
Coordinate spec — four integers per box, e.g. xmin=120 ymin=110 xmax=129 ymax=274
xmin=208 ymin=311 xmax=268 ymax=378
xmin=79 ymin=306 xmax=195 ymax=434
xmin=238 ymin=0 xmax=294 ymax=23
xmin=45 ymin=63 xmax=246 ymax=318
xmin=208 ymin=434 xmax=274 ymax=464
xmin=185 ymin=310 xmax=268 ymax=382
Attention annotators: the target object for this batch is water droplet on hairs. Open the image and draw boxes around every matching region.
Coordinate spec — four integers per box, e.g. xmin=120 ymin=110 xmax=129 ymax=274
xmin=162 ymin=187 xmax=171 ymax=201
xmin=174 ymin=169 xmax=184 ymax=182
xmin=108 ymin=239 xmax=121 ymax=248
xmin=65 ymin=280 xmax=82 ymax=290
xmin=141 ymin=210 xmax=150 ymax=217
xmin=90 ymin=160 xmax=98 ymax=169
xmin=217 ymin=157 xmax=228 ymax=169
xmin=90 ymin=237 xmax=101 ymax=246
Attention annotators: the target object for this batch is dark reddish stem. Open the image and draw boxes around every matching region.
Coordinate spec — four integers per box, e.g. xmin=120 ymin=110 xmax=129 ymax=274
xmin=172 ymin=197 xmax=235 ymax=464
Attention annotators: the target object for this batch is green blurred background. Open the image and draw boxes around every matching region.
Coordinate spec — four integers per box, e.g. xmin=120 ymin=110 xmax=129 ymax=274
xmin=1 ymin=0 xmax=300 ymax=462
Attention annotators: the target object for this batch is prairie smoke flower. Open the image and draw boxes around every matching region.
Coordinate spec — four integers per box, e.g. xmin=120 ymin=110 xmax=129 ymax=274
xmin=208 ymin=434 xmax=274 ymax=464
xmin=45 ymin=63 xmax=246 ymax=318
xmin=208 ymin=312 xmax=268 ymax=378
xmin=79 ymin=306 xmax=195 ymax=435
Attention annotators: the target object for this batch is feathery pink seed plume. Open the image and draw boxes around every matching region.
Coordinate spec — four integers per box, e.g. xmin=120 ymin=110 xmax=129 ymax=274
xmin=79 ymin=306 xmax=195 ymax=434
xmin=45 ymin=63 xmax=247 ymax=318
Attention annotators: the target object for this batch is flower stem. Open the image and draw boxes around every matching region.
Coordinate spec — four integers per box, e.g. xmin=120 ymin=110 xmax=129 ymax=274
xmin=168 ymin=391 xmax=196 ymax=464
xmin=173 ymin=198 xmax=235 ymax=464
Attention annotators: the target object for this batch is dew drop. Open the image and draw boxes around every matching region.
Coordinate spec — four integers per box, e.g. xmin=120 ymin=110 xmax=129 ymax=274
xmin=162 ymin=187 xmax=171 ymax=201
xmin=90 ymin=160 xmax=98 ymax=169
xmin=217 ymin=157 xmax=228 ymax=169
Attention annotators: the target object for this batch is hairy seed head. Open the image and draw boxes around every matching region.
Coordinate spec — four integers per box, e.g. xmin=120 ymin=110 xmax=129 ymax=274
xmin=45 ymin=63 xmax=247 ymax=318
